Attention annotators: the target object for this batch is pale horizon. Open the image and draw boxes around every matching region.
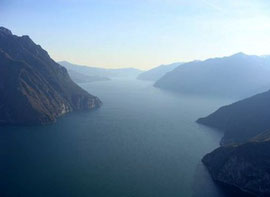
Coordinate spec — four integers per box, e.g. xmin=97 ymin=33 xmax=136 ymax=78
xmin=1 ymin=0 xmax=270 ymax=69
xmin=56 ymin=51 xmax=270 ymax=71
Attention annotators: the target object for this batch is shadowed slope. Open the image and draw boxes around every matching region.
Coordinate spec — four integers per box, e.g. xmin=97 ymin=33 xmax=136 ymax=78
xmin=0 ymin=27 xmax=101 ymax=125
xmin=197 ymin=90 xmax=270 ymax=145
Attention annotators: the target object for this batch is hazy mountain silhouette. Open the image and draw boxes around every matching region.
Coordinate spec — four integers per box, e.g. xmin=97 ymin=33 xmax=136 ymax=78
xmin=155 ymin=53 xmax=270 ymax=99
xmin=0 ymin=27 xmax=101 ymax=125
xmin=67 ymin=70 xmax=110 ymax=83
xmin=137 ymin=62 xmax=183 ymax=81
xmin=59 ymin=61 xmax=142 ymax=78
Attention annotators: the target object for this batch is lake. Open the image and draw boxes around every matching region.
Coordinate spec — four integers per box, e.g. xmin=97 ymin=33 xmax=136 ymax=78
xmin=0 ymin=78 xmax=236 ymax=197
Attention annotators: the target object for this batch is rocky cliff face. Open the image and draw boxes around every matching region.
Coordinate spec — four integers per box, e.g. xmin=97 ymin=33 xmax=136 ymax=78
xmin=0 ymin=27 xmax=101 ymax=125
xmin=202 ymin=137 xmax=270 ymax=197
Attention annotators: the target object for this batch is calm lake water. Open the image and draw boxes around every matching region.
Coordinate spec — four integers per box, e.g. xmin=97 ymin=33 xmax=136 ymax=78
xmin=0 ymin=78 xmax=236 ymax=197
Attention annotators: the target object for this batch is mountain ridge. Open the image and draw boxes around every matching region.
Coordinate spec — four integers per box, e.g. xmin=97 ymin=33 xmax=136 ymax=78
xmin=137 ymin=62 xmax=183 ymax=81
xmin=197 ymin=89 xmax=270 ymax=145
xmin=154 ymin=53 xmax=270 ymax=99
xmin=59 ymin=61 xmax=142 ymax=78
xmin=0 ymin=27 xmax=101 ymax=125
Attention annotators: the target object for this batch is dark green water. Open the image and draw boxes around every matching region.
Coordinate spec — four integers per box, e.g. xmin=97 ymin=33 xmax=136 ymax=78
xmin=0 ymin=78 xmax=235 ymax=197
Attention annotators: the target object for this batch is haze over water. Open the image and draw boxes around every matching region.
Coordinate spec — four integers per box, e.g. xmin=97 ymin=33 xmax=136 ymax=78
xmin=0 ymin=78 xmax=234 ymax=197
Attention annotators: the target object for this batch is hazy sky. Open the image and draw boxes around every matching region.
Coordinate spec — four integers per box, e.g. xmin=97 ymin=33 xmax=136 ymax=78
xmin=1 ymin=0 xmax=270 ymax=69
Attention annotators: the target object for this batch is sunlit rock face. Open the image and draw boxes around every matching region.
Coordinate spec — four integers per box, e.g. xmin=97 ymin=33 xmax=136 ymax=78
xmin=0 ymin=27 xmax=102 ymax=125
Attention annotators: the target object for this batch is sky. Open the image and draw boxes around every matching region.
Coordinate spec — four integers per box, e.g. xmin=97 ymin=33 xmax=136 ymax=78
xmin=1 ymin=0 xmax=270 ymax=70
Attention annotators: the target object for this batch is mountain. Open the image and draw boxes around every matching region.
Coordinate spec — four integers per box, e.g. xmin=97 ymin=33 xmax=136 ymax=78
xmin=0 ymin=27 xmax=101 ymax=125
xmin=59 ymin=61 xmax=142 ymax=78
xmin=154 ymin=53 xmax=270 ymax=99
xmin=202 ymin=132 xmax=270 ymax=197
xmin=197 ymin=89 xmax=270 ymax=145
xmin=137 ymin=62 xmax=183 ymax=81
xmin=67 ymin=70 xmax=110 ymax=83
xmin=197 ymin=81 xmax=270 ymax=196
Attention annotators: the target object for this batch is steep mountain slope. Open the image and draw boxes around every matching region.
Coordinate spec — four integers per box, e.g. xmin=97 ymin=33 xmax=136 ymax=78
xmin=155 ymin=53 xmax=270 ymax=99
xmin=202 ymin=132 xmax=270 ymax=197
xmin=197 ymin=90 xmax=270 ymax=145
xmin=0 ymin=27 xmax=101 ymax=125
xmin=137 ymin=62 xmax=182 ymax=81
xmin=59 ymin=61 xmax=142 ymax=78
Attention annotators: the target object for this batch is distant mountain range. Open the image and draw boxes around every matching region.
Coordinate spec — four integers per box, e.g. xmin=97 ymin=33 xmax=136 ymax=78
xmin=155 ymin=53 xmax=270 ymax=99
xmin=67 ymin=70 xmax=110 ymax=83
xmin=137 ymin=62 xmax=183 ymax=81
xmin=0 ymin=27 xmax=101 ymax=125
xmin=59 ymin=61 xmax=142 ymax=80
